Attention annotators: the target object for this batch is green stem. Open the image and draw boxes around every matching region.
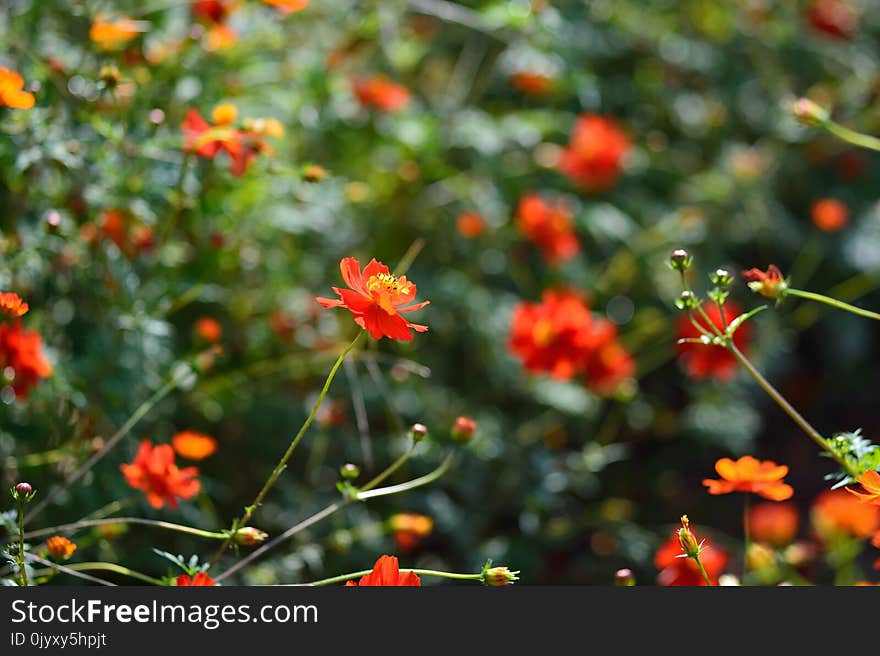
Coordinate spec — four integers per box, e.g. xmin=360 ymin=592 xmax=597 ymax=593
xmin=787 ymin=288 xmax=880 ymax=322
xmin=359 ymin=441 xmax=415 ymax=492
xmin=356 ymin=452 xmax=454 ymax=501
xmin=823 ymin=120 xmax=880 ymax=153
xmin=17 ymin=500 xmax=27 ymax=587
xmin=694 ymin=555 xmax=713 ymax=586
xmin=24 ymin=517 xmax=228 ymax=542
xmin=297 ymin=568 xmax=483 ymax=587
xmin=45 ymin=562 xmax=164 ymax=586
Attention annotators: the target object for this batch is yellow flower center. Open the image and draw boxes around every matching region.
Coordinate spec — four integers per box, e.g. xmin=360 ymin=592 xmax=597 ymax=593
xmin=532 ymin=319 xmax=555 ymax=347
xmin=367 ymin=272 xmax=410 ymax=297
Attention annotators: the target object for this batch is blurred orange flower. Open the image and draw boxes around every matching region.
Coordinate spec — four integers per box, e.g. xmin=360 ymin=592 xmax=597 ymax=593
xmin=345 ymin=555 xmax=421 ymax=586
xmin=177 ymin=572 xmax=216 ymax=586
xmin=654 ymin=530 xmax=728 ymax=586
xmin=353 ymin=75 xmax=411 ymax=113
xmin=0 ymin=321 xmax=52 ymax=398
xmin=316 ymin=257 xmax=429 ymax=341
xmin=90 ymin=15 xmax=144 ymax=50
xmin=811 ymin=198 xmax=848 ymax=232
xmin=0 ymin=67 xmax=35 ymax=109
xmin=172 ymin=431 xmax=218 ymax=460
xmin=676 ymin=301 xmax=750 ymax=380
xmin=46 ymin=536 xmax=77 ymax=560
xmin=388 ymin=513 xmax=434 ymax=551
xmin=194 ymin=317 xmax=223 ymax=343
xmin=515 ymin=193 xmax=580 ymax=264
xmin=120 ymin=440 xmax=200 ymax=510
xmin=703 ymin=456 xmax=794 ymax=501
xmin=747 ymin=502 xmax=799 ymax=547
xmin=0 ymin=292 xmax=29 ymax=318
xmin=812 ymin=489 xmax=880 ymax=540
xmin=456 ymin=212 xmax=487 ymax=239
xmin=511 ymin=71 xmax=556 ymax=96
xmin=559 ymin=114 xmax=630 ymax=191
xmin=848 ymin=470 xmax=880 ymax=506
xmin=262 ymin=0 xmax=308 ymax=14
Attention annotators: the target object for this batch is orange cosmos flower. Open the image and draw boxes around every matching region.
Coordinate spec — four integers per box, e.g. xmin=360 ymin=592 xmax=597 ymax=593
xmin=388 ymin=513 xmax=434 ymax=552
xmin=352 ymin=75 xmax=411 ymax=113
xmin=172 ymin=431 xmax=218 ymax=460
xmin=676 ymin=301 xmax=750 ymax=380
xmin=315 ymin=257 xmax=429 ymax=341
xmin=812 ymin=489 xmax=880 ymax=540
xmin=811 ymin=198 xmax=848 ymax=232
xmin=262 ymin=0 xmax=308 ymax=14
xmin=558 ymin=114 xmax=630 ymax=192
xmin=0 ymin=321 xmax=52 ymax=398
xmin=515 ymin=194 xmax=580 ymax=264
xmin=807 ymin=0 xmax=858 ymax=40
xmin=456 ymin=212 xmax=487 ymax=238
xmin=511 ymin=71 xmax=556 ymax=96
xmin=176 ymin=572 xmax=216 ymax=586
xmin=194 ymin=317 xmax=222 ymax=343
xmin=0 ymin=67 xmax=35 ymax=109
xmin=120 ymin=440 xmax=200 ymax=510
xmin=345 ymin=555 xmax=421 ymax=586
xmin=848 ymin=470 xmax=880 ymax=506
xmin=747 ymin=502 xmax=799 ymax=547
xmin=0 ymin=292 xmax=29 ymax=318
xmin=654 ymin=530 xmax=728 ymax=586
xmin=46 ymin=536 xmax=77 ymax=560
xmin=182 ymin=108 xmax=242 ymax=159
xmin=742 ymin=265 xmax=787 ymax=300
xmin=703 ymin=456 xmax=794 ymax=501
xmin=89 ymin=15 xmax=145 ymax=50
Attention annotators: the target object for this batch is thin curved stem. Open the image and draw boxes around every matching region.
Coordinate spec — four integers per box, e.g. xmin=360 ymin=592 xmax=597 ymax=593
xmin=25 ymin=553 xmax=116 ymax=586
xmin=359 ymin=441 xmax=415 ymax=492
xmin=694 ymin=555 xmax=713 ymax=586
xmin=38 ymin=561 xmax=165 ymax=586
xmin=294 ymin=568 xmax=483 ymax=587
xmin=823 ymin=120 xmax=880 ymax=153
xmin=356 ymin=452 xmax=454 ymax=501
xmin=24 ymin=517 xmax=227 ymax=542
xmin=787 ymin=287 xmax=880 ymax=322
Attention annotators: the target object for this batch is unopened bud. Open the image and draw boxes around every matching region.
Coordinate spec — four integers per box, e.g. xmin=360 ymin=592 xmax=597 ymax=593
xmin=677 ymin=515 xmax=701 ymax=559
xmin=668 ymin=249 xmax=692 ymax=272
xmin=482 ymin=564 xmax=520 ymax=586
xmin=450 ymin=416 xmax=477 ymax=443
xmin=675 ymin=290 xmax=698 ymax=310
xmin=233 ymin=527 xmax=268 ymax=546
xmin=340 ymin=463 xmax=360 ymax=480
xmin=408 ymin=423 xmax=428 ymax=442
xmin=302 ymin=164 xmax=327 ymax=183
xmin=791 ymin=97 xmax=829 ymax=127
xmin=710 ymin=268 xmax=734 ymax=289
xmin=13 ymin=482 xmax=35 ymax=502
xmin=614 ymin=568 xmax=635 ymax=586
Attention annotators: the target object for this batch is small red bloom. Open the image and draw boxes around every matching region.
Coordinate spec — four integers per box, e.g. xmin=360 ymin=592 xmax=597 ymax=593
xmin=742 ymin=265 xmax=787 ymax=300
xmin=194 ymin=317 xmax=222 ymax=343
xmin=654 ymin=530 xmax=728 ymax=586
xmin=511 ymin=71 xmax=556 ymax=96
xmin=182 ymin=108 xmax=242 ymax=160
xmin=176 ymin=572 xmax=216 ymax=586
xmin=676 ymin=301 xmax=750 ymax=381
xmin=172 ymin=431 xmax=218 ymax=460
xmin=558 ymin=114 xmax=630 ymax=192
xmin=352 ymin=75 xmax=411 ymax=113
xmin=807 ymin=0 xmax=858 ymax=40
xmin=703 ymin=456 xmax=794 ymax=501
xmin=811 ymin=198 xmax=849 ymax=232
xmin=0 ymin=292 xmax=29 ymax=318
xmin=515 ymin=194 xmax=580 ymax=264
xmin=456 ymin=212 xmax=487 ymax=239
xmin=345 ymin=555 xmax=421 ymax=586
xmin=315 ymin=257 xmax=429 ymax=341
xmin=0 ymin=321 xmax=52 ymax=398
xmin=388 ymin=514 xmax=433 ymax=552
xmin=120 ymin=440 xmax=201 ymax=510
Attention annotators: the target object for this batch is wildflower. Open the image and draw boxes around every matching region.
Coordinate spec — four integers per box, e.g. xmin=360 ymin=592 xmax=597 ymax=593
xmin=211 ymin=103 xmax=238 ymax=126
xmin=181 ymin=108 xmax=242 ymax=163
xmin=703 ymin=456 xmax=794 ymax=501
xmin=515 ymin=194 xmax=579 ymax=264
xmin=0 ymin=292 xmax=29 ymax=318
xmin=456 ymin=212 xmax=487 ymax=239
xmin=812 ymin=489 xmax=880 ymax=540
xmin=747 ymin=502 xmax=799 ymax=547
xmin=301 ymin=164 xmax=327 ymax=183
xmin=262 ymin=0 xmax=308 ymax=14
xmin=345 ymin=555 xmax=421 ymax=586
xmin=194 ymin=317 xmax=223 ymax=343
xmin=676 ymin=301 xmax=750 ymax=380
xmin=451 ymin=416 xmax=477 ymax=443
xmin=847 ymin=470 xmax=880 ymax=506
xmin=352 ymin=75 xmax=411 ymax=113
xmin=46 ymin=536 xmax=77 ymax=560
xmin=89 ymin=15 xmax=145 ymax=50
xmin=0 ymin=321 xmax=52 ymax=398
xmin=811 ymin=198 xmax=849 ymax=232
xmin=807 ymin=0 xmax=858 ymax=41
xmin=482 ymin=564 xmax=520 ymax=586
xmin=315 ymin=257 xmax=429 ymax=341
xmin=191 ymin=1 xmax=238 ymax=51
xmin=0 ymin=67 xmax=35 ymax=109
xmin=120 ymin=440 xmax=200 ymax=510
xmin=511 ymin=71 xmax=556 ymax=96
xmin=676 ymin=515 xmax=702 ymax=558
xmin=388 ymin=513 xmax=433 ymax=551
xmin=233 ymin=527 xmax=268 ymax=546
xmin=558 ymin=114 xmax=630 ymax=191
xmin=742 ymin=265 xmax=788 ymax=300
xmin=655 ymin=525 xmax=728 ymax=586
xmin=176 ymin=572 xmax=215 ymax=586
xmin=172 ymin=431 xmax=218 ymax=460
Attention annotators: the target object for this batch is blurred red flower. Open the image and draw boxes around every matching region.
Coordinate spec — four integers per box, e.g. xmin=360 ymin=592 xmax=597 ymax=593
xmin=654 ymin=531 xmax=728 ymax=586
xmin=0 ymin=321 xmax=52 ymax=398
xmin=811 ymin=198 xmax=849 ymax=232
xmin=747 ymin=502 xmax=799 ymax=547
xmin=172 ymin=431 xmax=218 ymax=460
xmin=194 ymin=317 xmax=223 ymax=343
xmin=0 ymin=67 xmax=35 ymax=109
xmin=345 ymin=555 xmax=421 ymax=586
xmin=316 ymin=257 xmax=429 ymax=341
xmin=559 ymin=114 xmax=630 ymax=191
xmin=177 ymin=572 xmax=215 ymax=586
xmin=0 ymin=292 xmax=29 ymax=318
xmin=353 ymin=75 xmax=411 ymax=113
xmin=511 ymin=71 xmax=556 ymax=96
xmin=120 ymin=440 xmax=200 ymax=510
xmin=676 ymin=301 xmax=749 ymax=380
xmin=182 ymin=108 xmax=243 ymax=162
xmin=388 ymin=514 xmax=434 ymax=552
xmin=515 ymin=194 xmax=579 ymax=264
xmin=807 ymin=0 xmax=858 ymax=40
xmin=812 ymin=489 xmax=880 ymax=540
xmin=581 ymin=320 xmax=636 ymax=394
xmin=456 ymin=212 xmax=487 ymax=239
xmin=703 ymin=456 xmax=794 ymax=501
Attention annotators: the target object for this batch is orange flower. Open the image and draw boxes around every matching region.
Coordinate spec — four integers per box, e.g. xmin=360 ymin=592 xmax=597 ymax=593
xmin=811 ymin=198 xmax=848 ymax=232
xmin=182 ymin=108 xmax=242 ymax=160
xmin=194 ymin=317 xmax=222 ymax=343
xmin=456 ymin=212 xmax=486 ymax=239
xmin=120 ymin=440 xmax=200 ymax=510
xmin=511 ymin=71 xmax=556 ymax=96
xmin=352 ymin=75 xmax=411 ymax=113
xmin=807 ymin=0 xmax=858 ymax=41
xmin=89 ymin=15 xmax=145 ymax=50
xmin=654 ymin=530 xmax=728 ymax=586
xmin=676 ymin=301 xmax=750 ymax=380
xmin=0 ymin=67 xmax=35 ymax=109
xmin=741 ymin=265 xmax=787 ymax=300
xmin=46 ymin=536 xmax=77 ymax=560
xmin=176 ymin=572 xmax=216 ymax=586
xmin=747 ymin=502 xmax=799 ymax=547
xmin=703 ymin=456 xmax=794 ymax=501
xmin=813 ymin=489 xmax=880 ymax=540
xmin=558 ymin=114 xmax=630 ymax=192
xmin=345 ymin=555 xmax=421 ymax=586
xmin=388 ymin=513 xmax=434 ymax=552
xmin=315 ymin=257 xmax=429 ymax=341
xmin=0 ymin=321 xmax=52 ymax=398
xmin=262 ymin=0 xmax=308 ymax=14
xmin=515 ymin=194 xmax=580 ymax=264
xmin=847 ymin=470 xmax=880 ymax=506
xmin=172 ymin=431 xmax=218 ymax=460
xmin=0 ymin=292 xmax=29 ymax=318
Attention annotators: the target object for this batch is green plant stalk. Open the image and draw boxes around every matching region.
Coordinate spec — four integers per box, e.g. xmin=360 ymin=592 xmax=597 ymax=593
xmin=694 ymin=555 xmax=712 ymax=586
xmin=358 ymin=441 xmax=415 ymax=492
xmin=297 ymin=568 xmax=484 ymax=587
xmin=823 ymin=120 xmax=880 ymax=153
xmin=24 ymin=517 xmax=228 ymax=542
xmin=17 ymin=499 xmax=27 ymax=587
xmin=46 ymin=562 xmax=164 ymax=586
xmin=786 ymin=288 xmax=880 ymax=322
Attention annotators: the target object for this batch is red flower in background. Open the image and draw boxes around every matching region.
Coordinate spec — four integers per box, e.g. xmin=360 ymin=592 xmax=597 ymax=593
xmin=813 ymin=488 xmax=880 ymax=540
xmin=456 ymin=212 xmax=487 ymax=239
xmin=182 ymin=108 xmax=242 ymax=161
xmin=120 ymin=440 xmax=200 ymax=510
xmin=807 ymin=0 xmax=858 ymax=41
xmin=515 ymin=194 xmax=580 ymax=264
xmin=581 ymin=320 xmax=636 ymax=394
xmin=0 ymin=321 xmax=52 ymax=398
xmin=511 ymin=71 xmax=556 ymax=96
xmin=194 ymin=317 xmax=222 ymax=343
xmin=177 ymin=572 xmax=215 ymax=586
xmin=191 ymin=1 xmax=237 ymax=50
xmin=559 ymin=114 xmax=630 ymax=191
xmin=747 ymin=502 xmax=799 ymax=547
xmin=172 ymin=431 xmax=218 ymax=461
xmin=345 ymin=555 xmax=421 ymax=586
xmin=848 ymin=470 xmax=880 ymax=506
xmin=316 ymin=257 xmax=429 ymax=341
xmin=353 ymin=75 xmax=411 ymax=113
xmin=388 ymin=514 xmax=434 ymax=552
xmin=676 ymin=301 xmax=749 ymax=380
xmin=703 ymin=456 xmax=794 ymax=501
xmin=0 ymin=292 xmax=29 ymax=318
xmin=811 ymin=198 xmax=849 ymax=232
xmin=654 ymin=531 xmax=728 ymax=586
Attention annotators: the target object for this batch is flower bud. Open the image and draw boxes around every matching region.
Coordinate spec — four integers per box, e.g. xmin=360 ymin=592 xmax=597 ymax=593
xmin=710 ymin=268 xmax=734 ymax=289
xmin=302 ymin=164 xmax=327 ymax=183
xmin=675 ymin=290 xmax=698 ymax=311
xmin=791 ymin=98 xmax=829 ymax=127
xmin=450 ymin=416 xmax=477 ymax=443
xmin=233 ymin=526 xmax=268 ymax=546
xmin=614 ymin=568 xmax=635 ymax=586
xmin=668 ymin=249 xmax=692 ymax=272
xmin=677 ymin=515 xmax=701 ymax=559
xmin=340 ymin=463 xmax=360 ymax=480
xmin=482 ymin=564 xmax=520 ymax=586
xmin=408 ymin=423 xmax=428 ymax=442
xmin=12 ymin=482 xmax=35 ymax=502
